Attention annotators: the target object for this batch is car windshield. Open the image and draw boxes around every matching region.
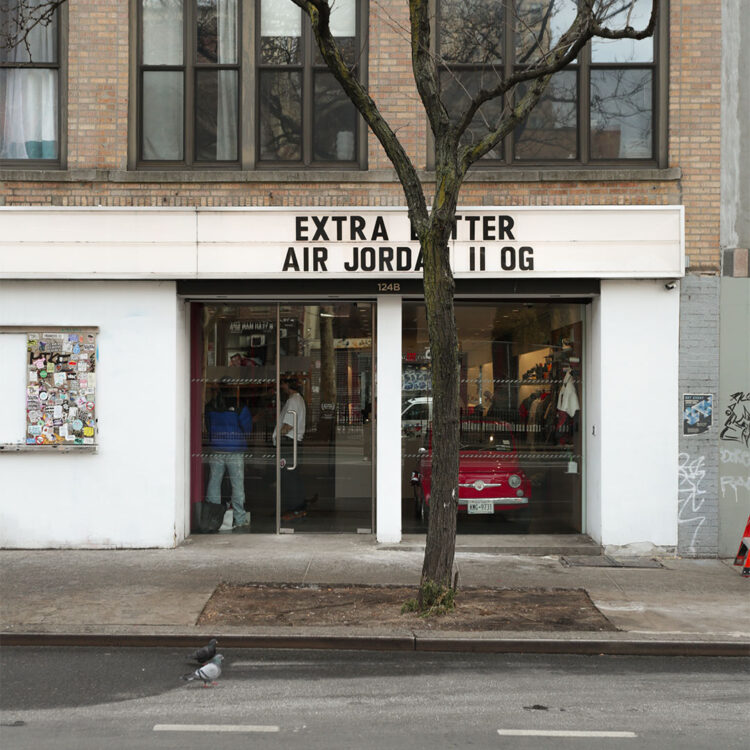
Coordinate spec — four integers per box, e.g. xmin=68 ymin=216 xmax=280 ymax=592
xmin=459 ymin=421 xmax=514 ymax=452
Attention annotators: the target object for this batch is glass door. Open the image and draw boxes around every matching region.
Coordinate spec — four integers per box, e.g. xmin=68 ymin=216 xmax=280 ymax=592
xmin=192 ymin=301 xmax=373 ymax=533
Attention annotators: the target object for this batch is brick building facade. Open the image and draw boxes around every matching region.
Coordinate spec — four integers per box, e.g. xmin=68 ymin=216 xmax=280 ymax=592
xmin=1 ymin=0 xmax=746 ymax=554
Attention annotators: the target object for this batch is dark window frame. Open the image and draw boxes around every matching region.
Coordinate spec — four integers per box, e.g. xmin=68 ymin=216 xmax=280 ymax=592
xmin=136 ymin=0 xmax=242 ymax=168
xmin=432 ymin=0 xmax=667 ymax=169
xmin=0 ymin=2 xmax=67 ymax=168
xmin=134 ymin=0 xmax=368 ymax=171
xmin=255 ymin=0 xmax=365 ymax=169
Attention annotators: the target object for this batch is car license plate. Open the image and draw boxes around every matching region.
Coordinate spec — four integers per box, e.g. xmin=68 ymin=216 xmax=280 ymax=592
xmin=467 ymin=500 xmax=494 ymax=514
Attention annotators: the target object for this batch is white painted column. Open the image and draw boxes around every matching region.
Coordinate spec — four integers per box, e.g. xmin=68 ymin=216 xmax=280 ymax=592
xmin=589 ymin=279 xmax=680 ymax=547
xmin=375 ymin=296 xmax=402 ymax=543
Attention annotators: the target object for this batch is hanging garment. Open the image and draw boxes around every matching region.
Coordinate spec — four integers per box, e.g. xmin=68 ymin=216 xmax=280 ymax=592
xmin=557 ymin=370 xmax=580 ymax=417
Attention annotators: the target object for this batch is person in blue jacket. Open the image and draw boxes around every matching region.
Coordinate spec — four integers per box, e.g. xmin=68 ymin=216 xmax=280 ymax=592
xmin=205 ymin=385 xmax=252 ymax=530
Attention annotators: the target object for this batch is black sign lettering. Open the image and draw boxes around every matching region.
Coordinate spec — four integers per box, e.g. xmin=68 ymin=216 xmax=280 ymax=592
xmin=372 ymin=216 xmax=388 ymax=241
xmin=283 ymin=246 xmax=300 ymax=271
xmin=519 ymin=246 xmax=534 ymax=270
xmin=499 ymin=215 xmax=515 ymax=240
xmin=344 ymin=247 xmax=359 ymax=271
xmin=313 ymin=246 xmax=328 ymax=271
xmin=351 ymin=215 xmax=366 ymax=241
xmin=295 ymin=217 xmax=308 ymax=241
xmin=465 ymin=215 xmax=480 ymax=240
xmin=331 ymin=215 xmax=346 ymax=239
xmin=361 ymin=246 xmax=375 ymax=271
xmin=312 ymin=215 xmax=329 ymax=241
xmin=397 ymin=246 xmax=412 ymax=271
xmin=500 ymin=246 xmax=516 ymax=271
xmin=469 ymin=246 xmax=486 ymax=271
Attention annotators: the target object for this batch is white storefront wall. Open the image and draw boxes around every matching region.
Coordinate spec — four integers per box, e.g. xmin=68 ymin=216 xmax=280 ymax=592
xmin=0 ymin=207 xmax=683 ymax=549
xmin=587 ymin=280 xmax=680 ymax=547
xmin=0 ymin=280 xmax=188 ymax=548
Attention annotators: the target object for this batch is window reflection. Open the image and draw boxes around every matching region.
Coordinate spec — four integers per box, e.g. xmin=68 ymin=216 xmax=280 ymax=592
xmin=515 ymin=0 xmax=577 ymax=65
xmin=194 ymin=303 xmax=373 ymax=534
xmin=402 ymin=302 xmax=585 ymax=535
xmin=440 ymin=0 xmax=504 ymax=64
xmin=440 ymin=69 xmax=506 ymax=158
xmin=259 ymin=71 xmax=302 ymax=161
xmin=591 ymin=0 xmax=654 ymax=63
xmin=514 ymin=70 xmax=577 ymax=160
xmin=591 ymin=69 xmax=652 ymax=159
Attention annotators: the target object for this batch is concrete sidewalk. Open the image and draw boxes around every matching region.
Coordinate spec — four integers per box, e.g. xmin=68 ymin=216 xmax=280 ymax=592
xmin=1 ymin=535 xmax=748 ymax=655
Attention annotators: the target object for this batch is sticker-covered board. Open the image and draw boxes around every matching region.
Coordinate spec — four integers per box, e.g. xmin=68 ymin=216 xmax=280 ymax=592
xmin=26 ymin=331 xmax=97 ymax=445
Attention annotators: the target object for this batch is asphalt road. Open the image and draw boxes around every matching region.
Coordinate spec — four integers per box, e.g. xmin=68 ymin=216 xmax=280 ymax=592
xmin=1 ymin=647 xmax=747 ymax=749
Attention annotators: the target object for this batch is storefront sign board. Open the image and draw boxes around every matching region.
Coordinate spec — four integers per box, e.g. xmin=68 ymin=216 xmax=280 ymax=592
xmin=0 ymin=206 xmax=684 ymax=279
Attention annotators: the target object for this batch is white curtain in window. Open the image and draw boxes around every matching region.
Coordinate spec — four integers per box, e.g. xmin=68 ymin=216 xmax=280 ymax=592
xmin=216 ymin=0 xmax=238 ymax=160
xmin=0 ymin=6 xmax=57 ymax=159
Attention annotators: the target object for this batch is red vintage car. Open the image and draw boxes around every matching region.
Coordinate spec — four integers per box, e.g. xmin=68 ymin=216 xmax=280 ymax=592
xmin=411 ymin=419 xmax=532 ymax=529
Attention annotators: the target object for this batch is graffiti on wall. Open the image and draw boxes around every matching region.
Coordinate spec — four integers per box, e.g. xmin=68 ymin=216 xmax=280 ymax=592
xmin=719 ymin=446 xmax=750 ymax=503
xmin=720 ymin=391 xmax=750 ymax=447
xmin=677 ymin=452 xmax=707 ymax=555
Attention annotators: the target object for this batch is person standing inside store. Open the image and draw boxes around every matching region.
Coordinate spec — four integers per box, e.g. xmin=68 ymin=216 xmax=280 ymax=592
xmin=273 ymin=376 xmax=307 ymax=520
xmin=205 ymin=382 xmax=252 ymax=531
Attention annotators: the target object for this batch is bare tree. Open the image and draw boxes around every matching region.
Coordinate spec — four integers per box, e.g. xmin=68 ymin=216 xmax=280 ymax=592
xmin=289 ymin=0 xmax=657 ymax=608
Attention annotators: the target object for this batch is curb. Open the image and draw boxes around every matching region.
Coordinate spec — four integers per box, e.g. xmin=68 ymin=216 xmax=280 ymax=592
xmin=2 ymin=632 xmax=749 ymax=657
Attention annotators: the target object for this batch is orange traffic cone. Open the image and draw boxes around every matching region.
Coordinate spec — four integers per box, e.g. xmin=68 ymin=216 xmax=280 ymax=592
xmin=734 ymin=515 xmax=750 ymax=577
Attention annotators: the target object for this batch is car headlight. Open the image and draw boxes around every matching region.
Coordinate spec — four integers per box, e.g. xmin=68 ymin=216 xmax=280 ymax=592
xmin=508 ymin=474 xmax=522 ymax=488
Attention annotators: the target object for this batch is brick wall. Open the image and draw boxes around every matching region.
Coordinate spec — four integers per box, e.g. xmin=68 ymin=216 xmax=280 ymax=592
xmin=67 ymin=0 xmax=129 ymax=170
xmin=669 ymin=0 xmax=722 ymax=272
xmin=0 ymin=0 xmax=723 ymax=278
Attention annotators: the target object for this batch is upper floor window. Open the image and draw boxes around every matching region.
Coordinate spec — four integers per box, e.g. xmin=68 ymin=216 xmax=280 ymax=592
xmin=438 ymin=0 xmax=663 ymax=166
xmin=258 ymin=0 xmax=359 ymax=164
xmin=137 ymin=0 xmax=363 ymax=168
xmin=0 ymin=0 xmax=61 ymax=164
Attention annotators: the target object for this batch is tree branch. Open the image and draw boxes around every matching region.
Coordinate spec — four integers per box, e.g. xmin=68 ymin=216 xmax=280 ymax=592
xmin=408 ymin=0 xmax=451 ymax=144
xmin=454 ymin=0 xmax=658 ymax=174
xmin=0 ymin=0 xmax=65 ymax=59
xmin=290 ymin=0 xmax=429 ymax=235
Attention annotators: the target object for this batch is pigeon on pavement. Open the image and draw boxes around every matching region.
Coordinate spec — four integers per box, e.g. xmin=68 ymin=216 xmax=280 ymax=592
xmin=181 ymin=654 xmax=224 ymax=687
xmin=189 ymin=638 xmax=217 ymax=664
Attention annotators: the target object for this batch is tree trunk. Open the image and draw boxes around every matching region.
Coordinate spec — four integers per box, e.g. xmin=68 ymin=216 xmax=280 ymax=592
xmin=420 ymin=227 xmax=460 ymax=588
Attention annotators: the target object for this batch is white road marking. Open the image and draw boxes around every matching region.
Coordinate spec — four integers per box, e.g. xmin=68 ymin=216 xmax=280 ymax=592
xmin=497 ymin=729 xmax=637 ymax=738
xmin=154 ymin=724 xmax=280 ymax=733
xmin=231 ymin=661 xmax=314 ymax=667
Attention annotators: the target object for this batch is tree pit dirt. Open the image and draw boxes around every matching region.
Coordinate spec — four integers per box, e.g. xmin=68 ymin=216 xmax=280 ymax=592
xmin=198 ymin=583 xmax=616 ymax=632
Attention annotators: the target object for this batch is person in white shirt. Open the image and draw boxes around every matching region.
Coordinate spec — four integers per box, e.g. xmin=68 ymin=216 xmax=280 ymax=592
xmin=273 ymin=376 xmax=307 ymax=519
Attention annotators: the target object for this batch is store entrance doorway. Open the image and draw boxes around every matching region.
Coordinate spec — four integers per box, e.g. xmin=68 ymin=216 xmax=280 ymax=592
xmin=190 ymin=302 xmax=374 ymax=533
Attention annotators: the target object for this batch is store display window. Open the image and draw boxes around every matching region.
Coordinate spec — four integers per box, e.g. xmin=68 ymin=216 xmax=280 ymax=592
xmin=191 ymin=302 xmax=373 ymax=533
xmin=402 ymin=301 xmax=584 ymax=534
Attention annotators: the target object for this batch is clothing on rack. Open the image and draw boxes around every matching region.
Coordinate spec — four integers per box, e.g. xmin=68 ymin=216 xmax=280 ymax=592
xmin=557 ymin=369 xmax=580 ymax=417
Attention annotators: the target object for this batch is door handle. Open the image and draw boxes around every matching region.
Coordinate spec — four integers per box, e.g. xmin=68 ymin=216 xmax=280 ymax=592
xmin=287 ymin=410 xmax=297 ymax=470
